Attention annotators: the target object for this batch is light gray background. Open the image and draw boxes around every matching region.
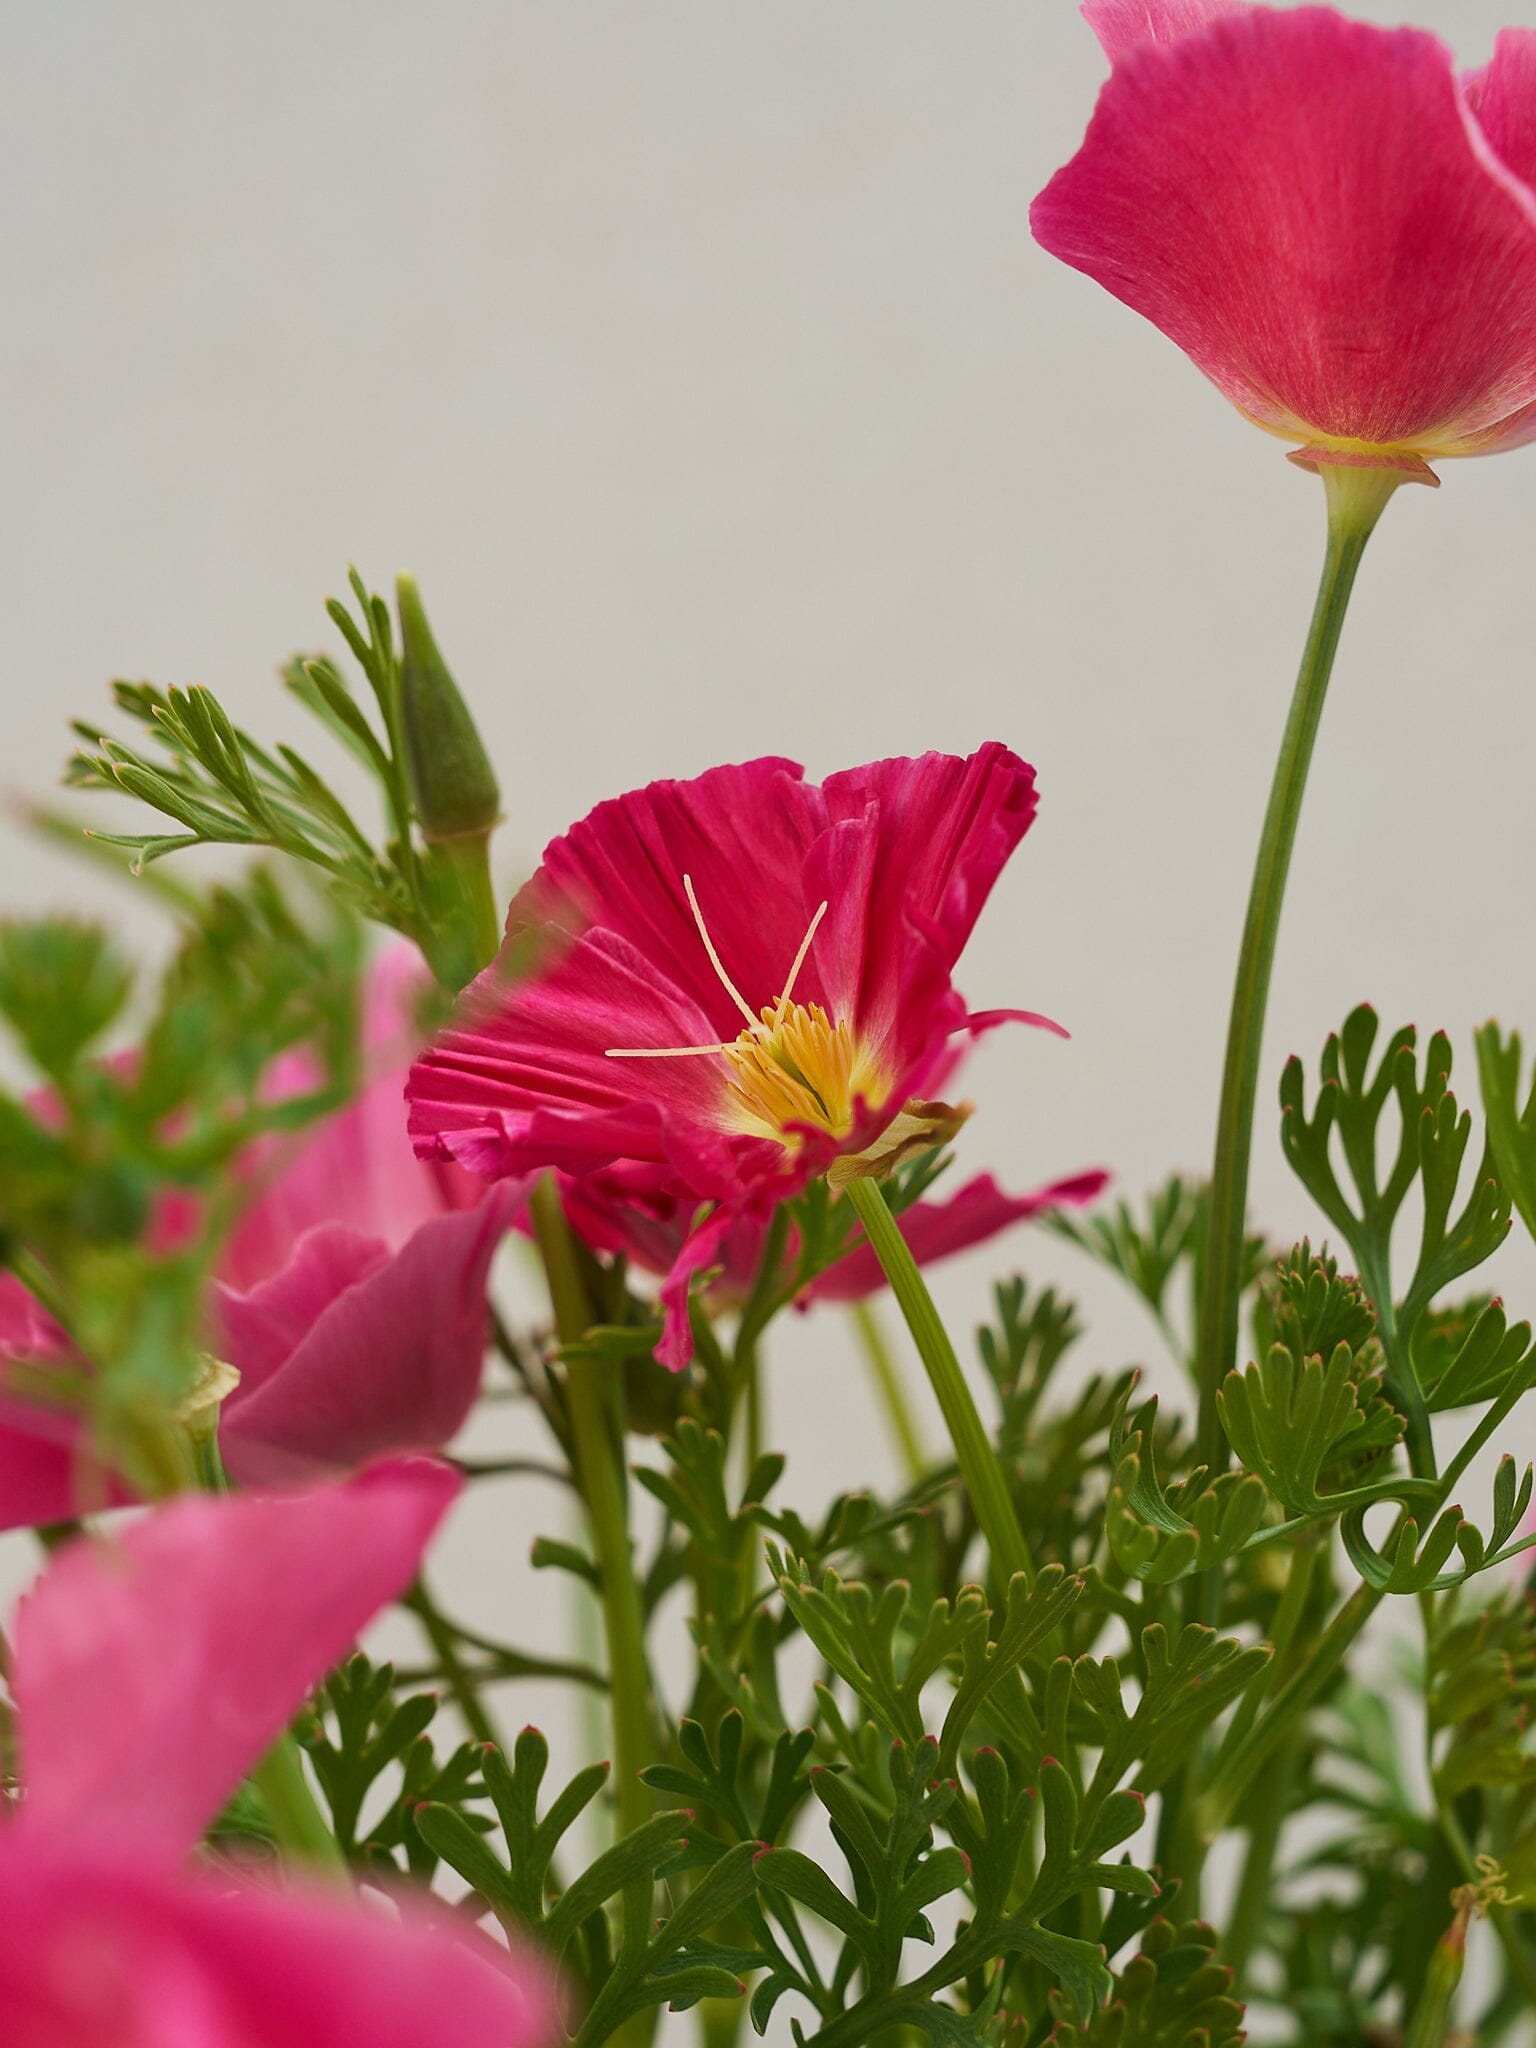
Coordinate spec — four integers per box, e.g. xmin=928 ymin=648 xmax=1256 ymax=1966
xmin=3 ymin=1 xmax=1534 ymax=2034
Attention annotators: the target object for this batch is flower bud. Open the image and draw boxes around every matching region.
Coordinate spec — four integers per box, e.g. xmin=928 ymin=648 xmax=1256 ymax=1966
xmin=395 ymin=574 xmax=500 ymax=843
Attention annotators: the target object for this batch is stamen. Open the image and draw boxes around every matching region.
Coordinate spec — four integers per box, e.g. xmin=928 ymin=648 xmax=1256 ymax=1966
xmin=606 ymin=1042 xmax=735 ymax=1060
xmin=775 ymin=899 xmax=829 ymax=1012
xmin=684 ymin=874 xmax=758 ymax=1029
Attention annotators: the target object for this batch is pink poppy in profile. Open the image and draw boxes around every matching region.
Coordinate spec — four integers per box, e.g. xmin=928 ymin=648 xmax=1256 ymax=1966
xmin=559 ymin=1165 xmax=1109 ymax=1309
xmin=407 ymin=748 xmax=1065 ymax=1365
xmin=1032 ymin=3 xmax=1536 ymax=483
xmin=0 ymin=1461 xmax=555 ymax=2048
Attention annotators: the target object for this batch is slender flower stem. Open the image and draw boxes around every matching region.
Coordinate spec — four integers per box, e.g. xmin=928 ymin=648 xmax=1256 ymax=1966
xmin=1194 ymin=464 xmax=1401 ymax=1479
xmin=851 ymin=1300 xmax=927 ymax=1486
xmin=842 ymin=1178 xmax=1033 ymax=1589
xmin=402 ymin=1581 xmax=501 ymax=1748
xmin=530 ymin=1178 xmax=656 ymax=1965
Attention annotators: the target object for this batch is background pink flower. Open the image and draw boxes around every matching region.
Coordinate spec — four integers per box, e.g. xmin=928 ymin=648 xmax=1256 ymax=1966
xmin=0 ymin=947 xmax=517 ymax=1523
xmin=1032 ymin=4 xmax=1536 ymax=478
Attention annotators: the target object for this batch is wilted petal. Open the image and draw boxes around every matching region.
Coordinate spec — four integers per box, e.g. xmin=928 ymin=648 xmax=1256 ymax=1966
xmin=12 ymin=1459 xmax=459 ymax=1858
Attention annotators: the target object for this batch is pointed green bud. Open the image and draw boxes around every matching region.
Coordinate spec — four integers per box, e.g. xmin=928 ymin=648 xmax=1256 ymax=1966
xmin=395 ymin=573 xmax=500 ymax=842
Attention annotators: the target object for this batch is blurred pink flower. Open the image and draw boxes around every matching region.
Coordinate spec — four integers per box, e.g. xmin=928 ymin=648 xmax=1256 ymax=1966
xmin=0 ymin=1461 xmax=554 ymax=2047
xmin=0 ymin=948 xmax=520 ymax=1523
xmin=1032 ymin=4 xmax=1536 ymax=481
xmin=213 ymin=1186 xmax=522 ymax=1487
xmin=407 ymin=749 xmax=1063 ymax=1365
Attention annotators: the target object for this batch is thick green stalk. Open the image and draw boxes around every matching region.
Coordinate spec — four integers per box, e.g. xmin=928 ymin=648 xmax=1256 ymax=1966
xmin=1194 ymin=465 xmax=1401 ymax=1478
xmin=842 ymin=1178 xmax=1032 ymax=1589
xmin=530 ymin=1178 xmax=656 ymax=1977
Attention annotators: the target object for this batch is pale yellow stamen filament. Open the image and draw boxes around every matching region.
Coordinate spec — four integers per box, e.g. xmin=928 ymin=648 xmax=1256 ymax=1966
xmin=606 ymin=892 xmax=831 ymax=1065
xmin=683 ymin=872 xmax=757 ymax=1028
xmin=775 ymin=898 xmax=828 ymax=1013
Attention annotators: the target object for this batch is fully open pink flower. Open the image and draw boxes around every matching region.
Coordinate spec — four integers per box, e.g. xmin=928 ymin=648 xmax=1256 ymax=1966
xmin=1032 ymin=4 xmax=1536 ymax=481
xmin=560 ymin=1165 xmax=1109 ymax=1308
xmin=407 ymin=748 xmax=1062 ymax=1365
xmin=0 ymin=1462 xmax=553 ymax=2047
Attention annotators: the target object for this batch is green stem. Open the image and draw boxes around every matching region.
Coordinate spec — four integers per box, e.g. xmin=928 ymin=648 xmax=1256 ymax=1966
xmin=1194 ymin=465 xmax=1401 ymax=1478
xmin=530 ymin=1178 xmax=656 ymax=1971
xmin=1223 ymin=1731 xmax=1300 ymax=1988
xmin=851 ymin=1301 xmax=927 ymax=1486
xmin=1203 ymin=1577 xmax=1381 ymax=1829
xmin=842 ymin=1177 xmax=1032 ymax=1589
xmin=254 ymin=1735 xmax=347 ymax=1875
xmin=402 ymin=1581 xmax=501 ymax=1747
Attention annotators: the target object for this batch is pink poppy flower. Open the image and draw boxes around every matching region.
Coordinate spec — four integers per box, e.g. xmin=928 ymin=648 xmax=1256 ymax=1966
xmin=212 ymin=1183 xmax=523 ymax=1487
xmin=1031 ymin=4 xmax=1536 ymax=482
xmin=0 ymin=949 xmax=520 ymax=1522
xmin=406 ymin=748 xmax=1063 ymax=1366
xmin=220 ymin=945 xmax=485 ymax=1290
xmin=558 ymin=1165 xmax=1109 ymax=1308
xmin=0 ymin=1461 xmax=554 ymax=2047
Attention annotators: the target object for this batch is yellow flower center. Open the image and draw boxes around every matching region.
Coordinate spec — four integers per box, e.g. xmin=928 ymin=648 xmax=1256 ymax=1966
xmin=605 ymin=876 xmax=890 ymax=1149
xmin=720 ymin=999 xmax=889 ymax=1145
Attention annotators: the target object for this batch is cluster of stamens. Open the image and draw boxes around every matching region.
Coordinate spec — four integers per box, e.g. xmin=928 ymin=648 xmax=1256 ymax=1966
xmin=606 ymin=877 xmax=888 ymax=1147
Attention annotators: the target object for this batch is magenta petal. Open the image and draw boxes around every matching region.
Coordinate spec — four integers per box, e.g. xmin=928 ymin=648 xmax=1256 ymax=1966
xmin=816 ymin=746 xmax=1037 ymax=1040
xmin=534 ymin=756 xmax=823 ymax=1033
xmin=217 ymin=1187 xmax=521 ymax=1488
xmin=1033 ymin=9 xmax=1536 ymax=459
xmin=807 ymin=1169 xmax=1109 ymax=1304
xmin=12 ymin=1459 xmax=459 ymax=1858
xmin=657 ymin=1206 xmax=741 ymax=1372
xmin=0 ymin=1420 xmax=131 ymax=1533
xmin=1082 ymin=0 xmax=1245 ymax=64
xmin=0 ymin=1844 xmax=554 ymax=2048
xmin=1467 ymin=31 xmax=1536 ymax=211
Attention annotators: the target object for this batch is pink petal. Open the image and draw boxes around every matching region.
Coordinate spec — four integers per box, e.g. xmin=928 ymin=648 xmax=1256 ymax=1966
xmin=0 ymin=1415 xmax=135 ymax=1533
xmin=1082 ymin=0 xmax=1245 ymax=64
xmin=1466 ymin=30 xmax=1536 ymax=193
xmin=0 ymin=1281 xmax=134 ymax=1532
xmin=1032 ymin=9 xmax=1536 ymax=461
xmin=805 ymin=1168 xmax=1110 ymax=1304
xmin=12 ymin=1459 xmax=459 ymax=1859
xmin=0 ymin=1273 xmax=71 ymax=1362
xmin=0 ymin=1843 xmax=554 ymax=2048
xmin=815 ymin=746 xmax=1038 ymax=1049
xmin=410 ymin=925 xmax=767 ymax=1193
xmin=534 ymin=756 xmax=824 ymax=1034
xmin=657 ymin=1205 xmax=743 ymax=1371
xmin=216 ymin=1188 xmax=521 ymax=1487
xmin=222 ymin=1072 xmax=443 ymax=1288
